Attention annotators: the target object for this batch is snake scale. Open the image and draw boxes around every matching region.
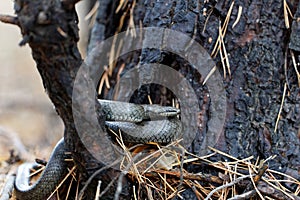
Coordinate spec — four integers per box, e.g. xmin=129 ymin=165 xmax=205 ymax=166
xmin=14 ymin=100 xmax=181 ymax=200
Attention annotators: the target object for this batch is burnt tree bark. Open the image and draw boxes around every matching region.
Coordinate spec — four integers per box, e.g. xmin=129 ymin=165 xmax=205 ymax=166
xmin=91 ymin=0 xmax=300 ymax=180
xmin=1 ymin=0 xmax=299 ymax=199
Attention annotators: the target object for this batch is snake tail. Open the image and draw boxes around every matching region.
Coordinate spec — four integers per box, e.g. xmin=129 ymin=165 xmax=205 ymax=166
xmin=14 ymin=138 xmax=68 ymax=200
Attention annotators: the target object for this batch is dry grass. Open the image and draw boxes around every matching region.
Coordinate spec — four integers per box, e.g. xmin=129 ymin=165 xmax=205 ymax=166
xmin=53 ymin=133 xmax=300 ymax=200
xmin=283 ymin=0 xmax=293 ymax=29
xmin=117 ymin=144 xmax=300 ymax=199
xmin=204 ymin=1 xmax=235 ymax=84
xmin=290 ymin=50 xmax=300 ymax=87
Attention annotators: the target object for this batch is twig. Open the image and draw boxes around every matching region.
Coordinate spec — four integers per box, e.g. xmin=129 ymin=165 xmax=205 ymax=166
xmin=248 ymin=164 xmax=264 ymax=200
xmin=98 ymin=66 xmax=111 ymax=94
xmin=232 ymin=6 xmax=243 ymax=28
xmin=227 ymin=190 xmax=256 ymax=200
xmin=274 ymin=82 xmax=287 ymax=132
xmin=65 ymin=173 xmax=75 ymax=200
xmin=260 ymin=177 xmax=296 ymax=199
xmin=211 ymin=1 xmax=235 ymax=57
xmin=84 ymin=1 xmax=100 ymax=21
xmin=94 ymin=180 xmax=101 ymax=200
xmin=151 ymin=169 xmax=223 ymax=185
xmin=284 ymin=48 xmax=291 ymax=90
xmin=203 ymin=66 xmax=217 ymax=85
xmin=127 ymin=0 xmax=137 ymax=37
xmin=133 ymin=185 xmax=137 ymax=200
xmin=283 ymin=0 xmax=293 ymax=29
xmin=219 ymin=23 xmax=227 ymax=78
xmin=267 ymin=169 xmax=300 ymax=184
xmin=290 ymin=50 xmax=300 ymax=87
xmin=0 ymin=172 xmax=16 ymax=200
xmin=220 ymin=27 xmax=231 ymax=78
xmin=156 ymin=173 xmax=177 ymax=196
xmin=0 ymin=15 xmax=19 ymax=26
xmin=47 ymin=166 xmax=76 ymax=200
xmin=114 ymin=153 xmax=142 ymax=200
xmin=202 ymin=8 xmax=213 ymax=34
xmin=78 ymin=158 xmax=122 ymax=200
xmin=204 ymin=175 xmax=252 ymax=200
xmin=116 ymin=0 xmax=128 ymax=13
xmin=75 ymin=176 xmax=80 ymax=200
xmin=98 ymin=176 xmax=118 ymax=198
xmin=175 ymin=146 xmax=185 ymax=198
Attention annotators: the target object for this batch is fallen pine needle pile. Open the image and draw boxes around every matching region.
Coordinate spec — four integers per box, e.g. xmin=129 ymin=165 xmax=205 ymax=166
xmin=114 ymin=138 xmax=300 ymax=200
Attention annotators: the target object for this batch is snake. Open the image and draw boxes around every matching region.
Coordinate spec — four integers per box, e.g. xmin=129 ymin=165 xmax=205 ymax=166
xmin=14 ymin=100 xmax=181 ymax=200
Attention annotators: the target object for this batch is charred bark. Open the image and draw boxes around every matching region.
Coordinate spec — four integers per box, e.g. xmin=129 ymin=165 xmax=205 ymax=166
xmin=93 ymin=0 xmax=300 ymax=170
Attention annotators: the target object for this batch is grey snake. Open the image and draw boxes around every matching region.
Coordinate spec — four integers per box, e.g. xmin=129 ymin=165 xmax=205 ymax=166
xmin=14 ymin=100 xmax=181 ymax=200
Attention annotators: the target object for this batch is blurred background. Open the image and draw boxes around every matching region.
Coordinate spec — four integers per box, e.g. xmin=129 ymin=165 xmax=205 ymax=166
xmin=0 ymin=1 xmax=90 ymax=159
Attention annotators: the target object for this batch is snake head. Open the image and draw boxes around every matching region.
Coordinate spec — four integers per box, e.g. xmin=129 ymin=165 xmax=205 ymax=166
xmin=143 ymin=104 xmax=180 ymax=120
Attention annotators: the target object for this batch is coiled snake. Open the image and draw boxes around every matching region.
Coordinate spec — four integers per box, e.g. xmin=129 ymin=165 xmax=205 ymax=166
xmin=14 ymin=100 xmax=181 ymax=200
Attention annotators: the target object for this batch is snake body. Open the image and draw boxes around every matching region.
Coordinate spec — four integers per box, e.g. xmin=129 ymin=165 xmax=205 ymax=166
xmin=15 ymin=100 xmax=181 ymax=200
xmin=15 ymin=138 xmax=68 ymax=200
